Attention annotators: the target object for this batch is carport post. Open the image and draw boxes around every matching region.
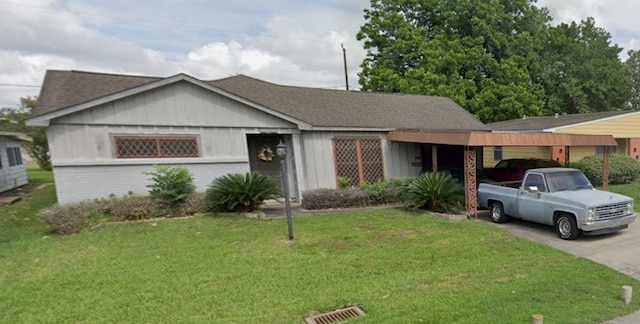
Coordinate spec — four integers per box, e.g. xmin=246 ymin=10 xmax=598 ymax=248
xmin=432 ymin=145 xmax=438 ymax=172
xmin=464 ymin=146 xmax=478 ymax=218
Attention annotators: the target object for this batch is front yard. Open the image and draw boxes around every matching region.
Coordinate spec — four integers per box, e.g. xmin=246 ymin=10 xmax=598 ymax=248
xmin=1 ymin=168 xmax=640 ymax=323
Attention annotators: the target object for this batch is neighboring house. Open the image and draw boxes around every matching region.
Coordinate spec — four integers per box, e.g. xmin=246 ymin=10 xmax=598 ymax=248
xmin=0 ymin=129 xmax=30 ymax=193
xmin=28 ymin=70 xmax=490 ymax=204
xmin=484 ymin=111 xmax=638 ymax=167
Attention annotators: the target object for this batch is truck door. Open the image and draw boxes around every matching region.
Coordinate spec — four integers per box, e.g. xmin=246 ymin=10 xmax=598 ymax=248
xmin=516 ymin=173 xmax=548 ymax=222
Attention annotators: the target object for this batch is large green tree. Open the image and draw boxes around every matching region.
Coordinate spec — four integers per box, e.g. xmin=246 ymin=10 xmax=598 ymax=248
xmin=357 ymin=0 xmax=550 ymax=122
xmin=538 ymin=18 xmax=631 ymax=114
xmin=357 ymin=0 xmax=631 ymax=122
xmin=0 ymin=96 xmax=51 ymax=171
xmin=624 ymin=49 xmax=640 ymax=109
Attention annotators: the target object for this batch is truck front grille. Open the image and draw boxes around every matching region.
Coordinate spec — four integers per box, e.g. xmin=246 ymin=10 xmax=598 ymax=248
xmin=595 ymin=203 xmax=630 ymax=220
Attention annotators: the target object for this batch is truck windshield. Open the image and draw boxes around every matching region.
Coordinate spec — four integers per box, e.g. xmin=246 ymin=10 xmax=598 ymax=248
xmin=546 ymin=171 xmax=593 ymax=192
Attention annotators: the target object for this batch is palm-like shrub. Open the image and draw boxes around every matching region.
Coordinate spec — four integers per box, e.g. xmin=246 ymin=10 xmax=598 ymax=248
xmin=396 ymin=172 xmax=464 ymax=213
xmin=205 ymin=172 xmax=280 ymax=212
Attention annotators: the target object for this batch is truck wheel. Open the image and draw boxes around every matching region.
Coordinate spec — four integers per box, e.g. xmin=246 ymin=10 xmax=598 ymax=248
xmin=555 ymin=214 xmax=581 ymax=240
xmin=489 ymin=202 xmax=510 ymax=223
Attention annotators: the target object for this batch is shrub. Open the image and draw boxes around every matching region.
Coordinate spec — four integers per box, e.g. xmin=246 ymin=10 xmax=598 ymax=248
xmin=143 ymin=165 xmax=195 ymax=204
xmin=396 ymin=172 xmax=464 ymax=213
xmin=40 ymin=203 xmax=104 ymax=235
xmin=337 ymin=176 xmax=351 ymax=188
xmin=578 ymin=154 xmax=640 ymax=185
xmin=205 ymin=173 xmax=280 ymax=213
xmin=40 ymin=193 xmax=207 ymax=235
xmin=360 ymin=178 xmax=405 ymax=204
xmin=301 ymin=188 xmax=369 ymax=210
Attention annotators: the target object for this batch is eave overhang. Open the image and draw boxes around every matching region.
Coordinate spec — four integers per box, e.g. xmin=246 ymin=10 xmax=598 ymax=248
xmin=388 ymin=130 xmax=617 ymax=147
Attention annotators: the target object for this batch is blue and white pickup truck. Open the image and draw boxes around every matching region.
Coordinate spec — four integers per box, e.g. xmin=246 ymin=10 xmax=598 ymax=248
xmin=477 ymin=168 xmax=636 ymax=240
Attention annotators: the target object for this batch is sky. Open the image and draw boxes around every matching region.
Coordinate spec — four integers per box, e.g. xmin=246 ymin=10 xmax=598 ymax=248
xmin=1 ymin=0 xmax=640 ymax=109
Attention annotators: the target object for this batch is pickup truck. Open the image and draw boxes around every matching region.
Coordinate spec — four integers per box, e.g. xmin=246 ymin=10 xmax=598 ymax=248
xmin=477 ymin=168 xmax=636 ymax=240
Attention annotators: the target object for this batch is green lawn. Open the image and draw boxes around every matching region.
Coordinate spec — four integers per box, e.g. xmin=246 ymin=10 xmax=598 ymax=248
xmin=1 ymin=169 xmax=640 ymax=323
xmin=609 ymin=182 xmax=640 ymax=211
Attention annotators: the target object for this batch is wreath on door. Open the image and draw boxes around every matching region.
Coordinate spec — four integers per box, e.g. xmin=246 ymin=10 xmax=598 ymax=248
xmin=257 ymin=144 xmax=274 ymax=161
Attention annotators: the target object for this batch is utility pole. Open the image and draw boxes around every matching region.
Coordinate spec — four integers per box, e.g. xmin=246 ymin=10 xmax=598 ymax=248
xmin=341 ymin=43 xmax=349 ymax=91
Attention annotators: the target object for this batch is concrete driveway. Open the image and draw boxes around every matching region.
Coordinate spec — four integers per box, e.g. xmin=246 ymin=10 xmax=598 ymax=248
xmin=477 ymin=212 xmax=640 ymax=323
xmin=478 ymin=212 xmax=640 ymax=280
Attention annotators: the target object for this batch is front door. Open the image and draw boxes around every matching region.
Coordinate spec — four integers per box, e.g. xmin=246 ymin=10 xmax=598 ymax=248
xmin=247 ymin=135 xmax=284 ymax=191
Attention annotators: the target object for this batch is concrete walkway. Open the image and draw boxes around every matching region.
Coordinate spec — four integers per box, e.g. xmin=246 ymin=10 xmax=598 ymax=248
xmin=476 ymin=211 xmax=640 ymax=323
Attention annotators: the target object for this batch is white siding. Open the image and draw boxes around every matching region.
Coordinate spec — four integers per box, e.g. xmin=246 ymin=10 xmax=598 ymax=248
xmin=0 ymin=137 xmax=28 ymax=192
xmin=54 ymin=162 xmax=249 ymax=204
xmin=55 ymin=82 xmax=294 ymax=128
xmin=48 ymin=124 xmax=255 ymax=163
xmin=47 ymin=82 xmax=305 ymax=204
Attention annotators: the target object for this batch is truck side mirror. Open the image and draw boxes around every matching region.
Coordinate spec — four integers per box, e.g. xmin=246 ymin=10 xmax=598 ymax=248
xmin=528 ymin=186 xmax=539 ymax=193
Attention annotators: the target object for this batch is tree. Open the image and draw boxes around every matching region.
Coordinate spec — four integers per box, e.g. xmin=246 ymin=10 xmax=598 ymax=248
xmin=357 ymin=1 xmax=631 ymax=122
xmin=537 ymin=18 xmax=631 ymax=114
xmin=357 ymin=0 xmax=551 ymax=122
xmin=624 ymin=49 xmax=640 ymax=109
xmin=0 ymin=96 xmax=51 ymax=170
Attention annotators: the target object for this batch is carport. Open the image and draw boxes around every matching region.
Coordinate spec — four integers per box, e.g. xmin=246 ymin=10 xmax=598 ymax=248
xmin=388 ymin=130 xmax=618 ymax=218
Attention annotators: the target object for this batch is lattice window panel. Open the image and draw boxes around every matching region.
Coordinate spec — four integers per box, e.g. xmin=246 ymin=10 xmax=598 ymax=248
xmin=114 ymin=136 xmax=199 ymax=158
xmin=333 ymin=138 xmax=384 ymax=186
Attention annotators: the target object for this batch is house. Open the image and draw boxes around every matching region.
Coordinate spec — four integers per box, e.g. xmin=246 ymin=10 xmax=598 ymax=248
xmin=0 ymin=128 xmax=30 ymax=193
xmin=484 ymin=111 xmax=639 ymax=167
xmin=27 ymin=70 xmax=491 ymax=204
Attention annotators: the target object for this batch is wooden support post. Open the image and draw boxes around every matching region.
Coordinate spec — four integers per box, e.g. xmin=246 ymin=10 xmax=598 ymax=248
xmin=464 ymin=146 xmax=477 ymax=218
xmin=564 ymin=146 xmax=570 ymax=166
xmin=432 ymin=145 xmax=438 ymax=173
xmin=603 ymin=146 xmax=610 ymax=191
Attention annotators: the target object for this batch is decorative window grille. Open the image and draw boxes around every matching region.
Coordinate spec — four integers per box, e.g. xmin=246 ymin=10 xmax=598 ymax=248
xmin=333 ymin=138 xmax=384 ymax=186
xmin=7 ymin=147 xmax=23 ymax=166
xmin=114 ymin=136 xmax=199 ymax=158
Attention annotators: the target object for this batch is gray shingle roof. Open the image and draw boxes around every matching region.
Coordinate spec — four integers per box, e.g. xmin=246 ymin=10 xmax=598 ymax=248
xmin=488 ymin=111 xmax=634 ymax=131
xmin=36 ymin=70 xmax=489 ymax=131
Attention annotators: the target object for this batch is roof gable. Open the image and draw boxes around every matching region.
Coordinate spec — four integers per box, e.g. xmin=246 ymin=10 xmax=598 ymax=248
xmin=31 ymin=70 xmax=488 ymax=131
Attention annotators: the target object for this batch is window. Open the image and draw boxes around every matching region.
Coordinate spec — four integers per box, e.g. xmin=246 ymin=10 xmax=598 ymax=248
xmin=524 ymin=173 xmax=546 ymax=192
xmin=7 ymin=147 xmax=23 ymax=166
xmin=333 ymin=138 xmax=384 ymax=186
xmin=493 ymin=146 xmax=503 ymax=161
xmin=114 ymin=136 xmax=199 ymax=158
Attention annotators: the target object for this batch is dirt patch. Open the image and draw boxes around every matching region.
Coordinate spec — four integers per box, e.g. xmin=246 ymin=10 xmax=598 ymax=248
xmin=0 ymin=183 xmax=48 ymax=199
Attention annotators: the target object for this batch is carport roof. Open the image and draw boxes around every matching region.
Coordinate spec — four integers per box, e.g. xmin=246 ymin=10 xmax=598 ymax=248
xmin=388 ymin=130 xmax=617 ymax=146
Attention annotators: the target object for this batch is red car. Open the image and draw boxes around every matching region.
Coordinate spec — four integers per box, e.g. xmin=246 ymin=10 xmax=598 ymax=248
xmin=484 ymin=158 xmax=562 ymax=182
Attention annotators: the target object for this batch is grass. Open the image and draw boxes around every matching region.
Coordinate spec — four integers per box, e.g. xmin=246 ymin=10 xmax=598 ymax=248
xmin=1 ymin=168 xmax=640 ymax=323
xmin=609 ymin=181 xmax=640 ymax=211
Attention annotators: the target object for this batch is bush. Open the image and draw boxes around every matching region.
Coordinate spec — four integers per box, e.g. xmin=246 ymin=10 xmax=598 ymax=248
xmin=360 ymin=178 xmax=405 ymax=204
xmin=302 ymin=188 xmax=369 ymax=210
xmin=396 ymin=172 xmax=464 ymax=213
xmin=143 ymin=165 xmax=195 ymax=204
xmin=40 ymin=193 xmax=207 ymax=235
xmin=337 ymin=176 xmax=351 ymax=188
xmin=577 ymin=154 xmax=640 ymax=186
xmin=205 ymin=173 xmax=280 ymax=213
xmin=40 ymin=202 xmax=104 ymax=235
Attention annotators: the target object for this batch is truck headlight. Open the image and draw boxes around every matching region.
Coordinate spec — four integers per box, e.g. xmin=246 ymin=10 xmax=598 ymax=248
xmin=627 ymin=202 xmax=633 ymax=215
xmin=587 ymin=207 xmax=595 ymax=221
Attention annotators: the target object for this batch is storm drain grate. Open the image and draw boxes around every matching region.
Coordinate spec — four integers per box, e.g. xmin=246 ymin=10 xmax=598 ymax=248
xmin=304 ymin=306 xmax=365 ymax=324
